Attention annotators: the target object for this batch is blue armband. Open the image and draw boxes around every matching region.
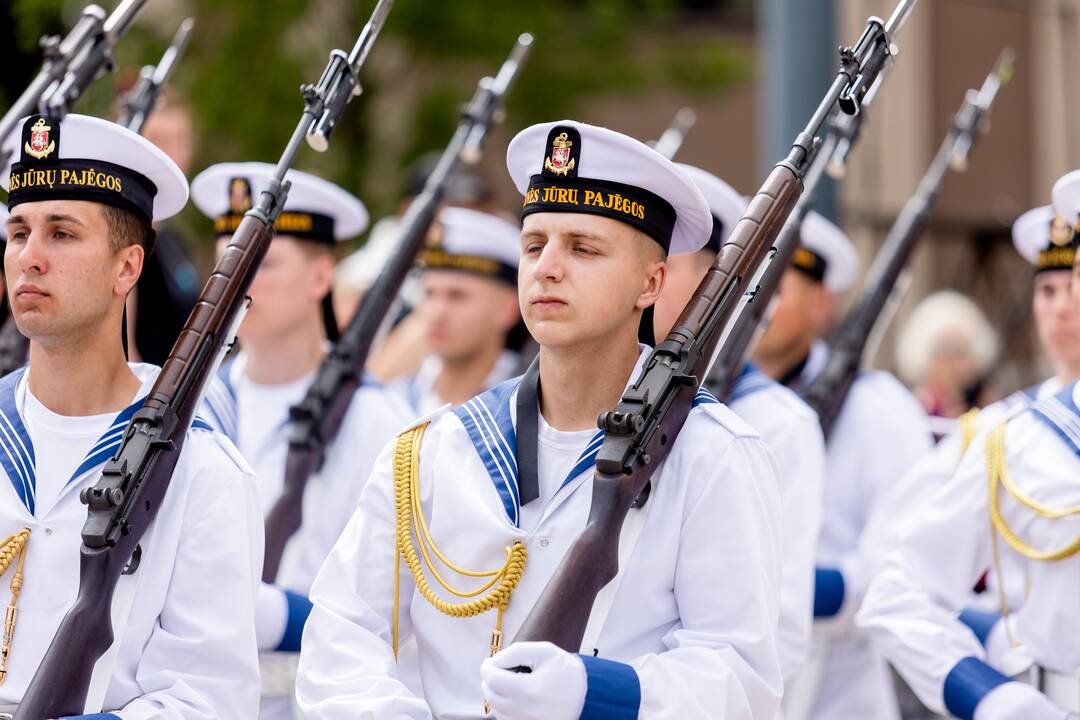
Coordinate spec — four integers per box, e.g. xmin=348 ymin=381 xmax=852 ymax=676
xmin=578 ymin=654 xmax=641 ymax=720
xmin=274 ymin=589 xmax=314 ymax=653
xmin=943 ymin=656 xmax=1011 ymax=720
xmin=957 ymin=607 xmax=1002 ymax=646
xmin=813 ymin=566 xmax=845 ymax=618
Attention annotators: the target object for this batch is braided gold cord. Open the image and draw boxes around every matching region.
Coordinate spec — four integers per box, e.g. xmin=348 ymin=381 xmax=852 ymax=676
xmin=392 ymin=423 xmax=527 ymax=661
xmin=986 ymin=424 xmax=1080 ymax=562
xmin=0 ymin=528 xmax=29 ymax=685
xmin=957 ymin=409 xmax=980 ymax=456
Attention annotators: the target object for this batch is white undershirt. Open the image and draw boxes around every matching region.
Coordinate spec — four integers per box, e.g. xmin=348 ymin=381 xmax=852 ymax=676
xmin=518 ymin=410 xmax=596 ymax=534
xmin=235 ymin=370 xmax=313 ymax=513
xmin=24 ymin=389 xmax=124 ymax=518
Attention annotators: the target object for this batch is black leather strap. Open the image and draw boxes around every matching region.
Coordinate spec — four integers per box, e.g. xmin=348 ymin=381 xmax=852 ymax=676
xmin=515 ymin=354 xmax=542 ymax=506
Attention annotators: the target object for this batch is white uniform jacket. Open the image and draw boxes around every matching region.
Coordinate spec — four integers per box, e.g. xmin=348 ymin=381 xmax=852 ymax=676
xmin=786 ymin=341 xmax=933 ymax=720
xmin=296 ymin=349 xmax=785 ymax=719
xmin=0 ymin=363 xmax=262 ymax=718
xmin=858 ymin=381 xmax=1080 ymax=719
xmin=202 ymin=354 xmax=415 ymax=641
xmin=728 ymin=363 xmax=825 ymax=683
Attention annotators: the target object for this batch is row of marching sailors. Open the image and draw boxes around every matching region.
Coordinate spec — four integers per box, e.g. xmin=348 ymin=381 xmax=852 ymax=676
xmin=0 ymin=110 xmax=1078 ymax=719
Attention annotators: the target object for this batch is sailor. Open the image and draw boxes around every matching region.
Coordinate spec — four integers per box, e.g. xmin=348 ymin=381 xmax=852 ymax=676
xmin=748 ymin=210 xmax=933 ymax=720
xmin=392 ymin=206 xmax=524 ymax=415
xmin=296 ymin=120 xmax=784 ymax=718
xmin=652 ymin=163 xmax=825 ymax=687
xmin=0 ymin=113 xmax=261 ymax=716
xmin=191 ymin=162 xmax=414 ymax=718
xmin=858 ymin=170 xmax=1080 ymax=720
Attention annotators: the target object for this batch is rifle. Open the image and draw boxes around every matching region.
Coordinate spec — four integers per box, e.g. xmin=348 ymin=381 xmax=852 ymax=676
xmin=651 ymin=107 xmax=697 ymax=160
xmin=799 ymin=50 xmax=1013 ymax=439
xmin=511 ymin=0 xmax=919 ymax=654
xmin=705 ymin=77 xmax=885 ymax=399
xmin=261 ymin=33 xmax=534 ymax=583
xmin=13 ymin=2 xmax=394 ymax=715
xmin=0 ymin=0 xmax=148 ymax=171
xmin=117 ymin=17 xmax=195 ymax=133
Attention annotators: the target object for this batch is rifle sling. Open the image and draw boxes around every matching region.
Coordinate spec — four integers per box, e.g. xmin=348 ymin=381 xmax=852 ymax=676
xmin=515 ymin=355 xmax=541 ymax=507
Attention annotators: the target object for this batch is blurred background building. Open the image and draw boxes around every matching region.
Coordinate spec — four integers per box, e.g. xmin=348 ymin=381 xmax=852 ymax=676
xmin=1 ymin=0 xmax=1076 ymax=395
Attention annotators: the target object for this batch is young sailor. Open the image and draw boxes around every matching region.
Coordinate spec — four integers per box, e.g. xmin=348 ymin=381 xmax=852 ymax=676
xmin=0 ymin=113 xmax=261 ymax=717
xmin=652 ymin=163 xmax=825 ymax=688
xmin=296 ymin=120 xmax=784 ymax=718
xmin=749 ymin=212 xmax=933 ymax=720
xmin=858 ymin=171 xmax=1080 ymax=720
xmin=394 ymin=206 xmax=524 ymax=415
xmin=192 ymin=162 xmax=414 ymax=718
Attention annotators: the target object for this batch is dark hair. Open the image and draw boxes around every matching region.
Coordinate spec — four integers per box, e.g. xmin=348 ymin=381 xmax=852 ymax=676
xmin=101 ymin=204 xmax=156 ymax=256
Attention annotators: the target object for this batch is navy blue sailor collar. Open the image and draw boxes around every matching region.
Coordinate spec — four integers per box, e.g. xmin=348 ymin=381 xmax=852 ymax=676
xmin=453 ymin=344 xmax=719 ymax=526
xmin=0 ymin=364 xmax=174 ymax=515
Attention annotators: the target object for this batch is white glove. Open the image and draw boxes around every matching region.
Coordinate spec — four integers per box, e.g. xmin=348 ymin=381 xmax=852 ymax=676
xmin=974 ymin=682 xmax=1071 ymax=720
xmin=480 ymin=641 xmax=587 ymax=720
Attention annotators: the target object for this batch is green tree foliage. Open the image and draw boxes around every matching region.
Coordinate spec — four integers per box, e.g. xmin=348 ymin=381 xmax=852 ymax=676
xmin=1 ymin=0 xmax=750 ymax=240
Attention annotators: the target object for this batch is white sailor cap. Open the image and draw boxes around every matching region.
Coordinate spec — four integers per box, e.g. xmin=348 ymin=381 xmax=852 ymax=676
xmin=1045 ymin=169 xmax=1080 ymax=271
xmin=676 ymin=164 xmax=747 ymax=255
xmin=1011 ymin=204 xmax=1075 ymax=273
xmin=191 ymin=161 xmax=369 ymax=243
xmin=418 ymin=207 xmax=520 ymax=285
xmin=506 ymin=120 xmax=711 ymax=256
xmin=792 ymin=211 xmax=859 ymax=293
xmin=0 ymin=114 xmax=188 ymax=222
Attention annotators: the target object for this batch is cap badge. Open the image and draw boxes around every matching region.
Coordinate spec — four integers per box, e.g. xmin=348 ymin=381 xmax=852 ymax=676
xmin=228 ymin=177 xmax=253 ymax=214
xmin=425 ymin=219 xmax=445 ymax=249
xmin=544 ymin=132 xmax=575 ymax=177
xmin=1050 ymin=214 xmax=1074 ymax=247
xmin=24 ymin=118 xmax=55 ymax=160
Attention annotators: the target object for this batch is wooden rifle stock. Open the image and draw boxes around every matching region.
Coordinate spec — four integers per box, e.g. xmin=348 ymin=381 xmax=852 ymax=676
xmin=15 ymin=0 xmax=397 ymax=711
xmin=15 ymin=212 xmax=275 ymax=719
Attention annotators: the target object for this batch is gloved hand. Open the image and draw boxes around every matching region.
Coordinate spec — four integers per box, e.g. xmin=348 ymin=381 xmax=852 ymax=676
xmin=480 ymin=641 xmax=587 ymax=720
xmin=975 ymin=681 xmax=1072 ymax=720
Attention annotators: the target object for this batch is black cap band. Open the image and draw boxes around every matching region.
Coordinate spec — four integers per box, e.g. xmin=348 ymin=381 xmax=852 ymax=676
xmin=521 ymin=176 xmax=676 ymax=252
xmin=1035 ymin=215 xmax=1079 ymax=273
xmin=417 ymin=248 xmax=517 ymax=285
xmin=214 ymin=210 xmax=336 ymax=244
xmin=791 ymin=246 xmax=827 ymax=283
xmin=8 ymin=158 xmax=157 ymax=223
xmin=704 ymin=214 xmax=724 ymax=255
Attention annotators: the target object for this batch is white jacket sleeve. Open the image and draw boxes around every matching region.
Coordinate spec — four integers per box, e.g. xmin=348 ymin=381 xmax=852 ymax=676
xmin=632 ymin=434 xmax=784 ymax=719
xmin=856 ymin=435 xmax=996 ymax=716
xmin=295 ymin=439 xmax=432 ymax=719
xmin=830 ymin=377 xmax=932 ymax=626
xmin=114 ymin=433 xmax=263 ymax=719
xmin=770 ymin=412 xmax=825 ymax=681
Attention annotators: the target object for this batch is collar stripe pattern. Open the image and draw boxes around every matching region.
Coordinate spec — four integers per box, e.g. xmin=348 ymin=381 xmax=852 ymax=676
xmin=1029 ymin=381 xmax=1080 ymax=459
xmin=202 ymin=360 xmax=239 ymax=442
xmin=730 ymin=364 xmax=772 ymax=402
xmin=0 ymin=371 xmax=36 ymax=513
xmin=455 ymin=380 xmax=520 ymax=526
xmin=455 ymin=376 xmax=720 ymax=525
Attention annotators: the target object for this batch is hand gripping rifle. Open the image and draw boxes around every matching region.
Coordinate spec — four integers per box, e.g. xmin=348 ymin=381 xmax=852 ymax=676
xmin=0 ymin=0 xmax=149 ymax=171
xmin=511 ymin=0 xmax=920 ymax=654
xmin=13 ymin=2 xmax=394 ymax=716
xmin=799 ymin=50 xmax=1013 ymax=439
xmin=705 ymin=77 xmax=885 ymax=399
xmin=261 ymin=33 xmax=534 ymax=583
xmin=117 ymin=17 xmax=195 ymax=133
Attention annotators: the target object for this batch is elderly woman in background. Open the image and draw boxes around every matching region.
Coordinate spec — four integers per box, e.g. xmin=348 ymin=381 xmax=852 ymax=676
xmin=896 ymin=290 xmax=1000 ymax=419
